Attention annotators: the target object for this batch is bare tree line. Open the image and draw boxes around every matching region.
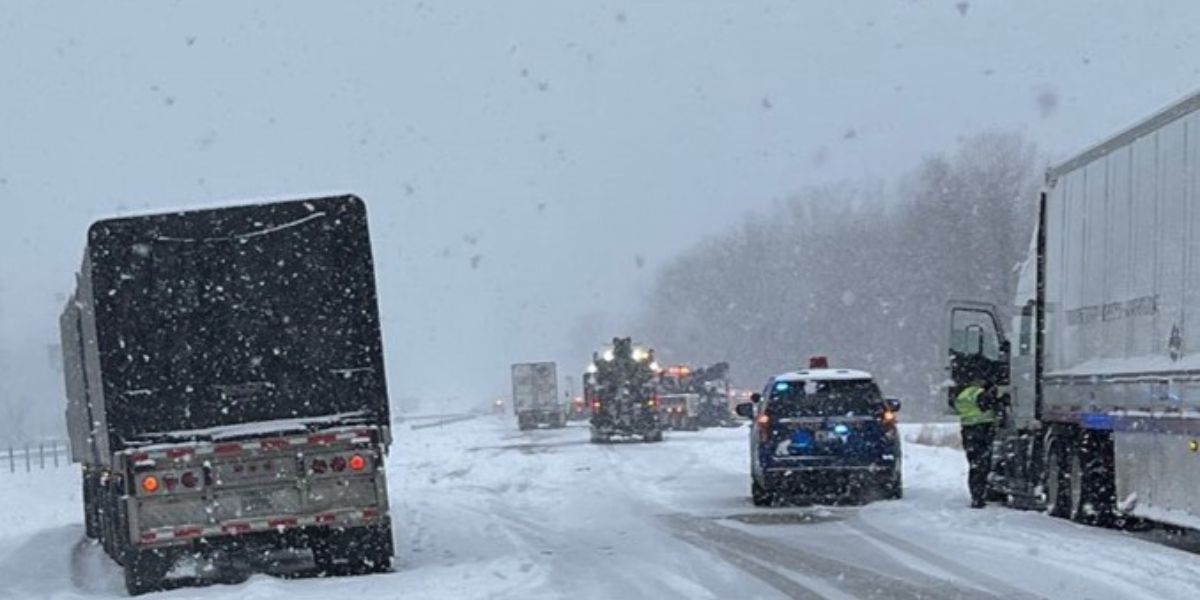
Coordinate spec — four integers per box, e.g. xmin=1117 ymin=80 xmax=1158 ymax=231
xmin=638 ymin=132 xmax=1041 ymax=418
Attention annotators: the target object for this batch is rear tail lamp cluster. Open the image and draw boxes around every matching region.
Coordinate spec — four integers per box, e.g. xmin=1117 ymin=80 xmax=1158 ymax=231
xmin=755 ymin=414 xmax=772 ymax=443
xmin=311 ymin=454 xmax=368 ymax=474
xmin=140 ymin=470 xmax=200 ymax=495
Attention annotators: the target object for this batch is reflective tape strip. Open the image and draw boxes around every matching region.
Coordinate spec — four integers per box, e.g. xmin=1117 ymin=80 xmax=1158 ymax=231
xmin=260 ymin=439 xmax=291 ymax=451
xmin=221 ymin=523 xmax=251 ymax=535
xmin=139 ymin=508 xmax=379 ymax=545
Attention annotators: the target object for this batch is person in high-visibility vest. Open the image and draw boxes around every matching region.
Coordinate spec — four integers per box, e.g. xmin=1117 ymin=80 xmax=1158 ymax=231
xmin=953 ymin=379 xmax=998 ymax=509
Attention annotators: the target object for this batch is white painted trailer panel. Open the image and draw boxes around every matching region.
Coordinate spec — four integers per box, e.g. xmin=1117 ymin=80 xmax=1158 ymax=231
xmin=511 ymin=362 xmax=559 ymax=412
xmin=1043 ymin=94 xmax=1200 ymax=413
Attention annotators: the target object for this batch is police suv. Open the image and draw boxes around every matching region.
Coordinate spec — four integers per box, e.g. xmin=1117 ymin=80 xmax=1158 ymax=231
xmin=736 ymin=357 xmax=902 ymax=505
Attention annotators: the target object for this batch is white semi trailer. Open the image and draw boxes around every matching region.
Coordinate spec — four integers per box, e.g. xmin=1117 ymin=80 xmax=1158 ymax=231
xmin=949 ymin=90 xmax=1200 ymax=528
xmin=512 ymin=362 xmax=564 ymax=430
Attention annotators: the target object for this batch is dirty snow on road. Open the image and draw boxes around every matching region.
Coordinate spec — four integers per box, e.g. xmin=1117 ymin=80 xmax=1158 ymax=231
xmin=1 ymin=416 xmax=1199 ymax=599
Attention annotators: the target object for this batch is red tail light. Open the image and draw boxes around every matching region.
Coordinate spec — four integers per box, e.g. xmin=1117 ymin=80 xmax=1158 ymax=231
xmin=881 ymin=410 xmax=896 ymax=425
xmin=311 ymin=459 xmax=328 ymax=474
xmin=349 ymin=455 xmax=366 ymax=471
xmin=591 ymin=400 xmax=601 ymax=414
xmin=330 ymin=456 xmax=347 ymax=472
xmin=181 ymin=471 xmax=198 ymax=488
xmin=756 ymin=414 xmax=772 ymax=443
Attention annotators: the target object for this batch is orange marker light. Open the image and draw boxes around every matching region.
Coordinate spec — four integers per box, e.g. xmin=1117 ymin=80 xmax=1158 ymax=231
xmin=349 ymin=455 xmax=366 ymax=471
xmin=142 ymin=476 xmax=160 ymax=493
xmin=882 ymin=410 xmax=897 ymax=425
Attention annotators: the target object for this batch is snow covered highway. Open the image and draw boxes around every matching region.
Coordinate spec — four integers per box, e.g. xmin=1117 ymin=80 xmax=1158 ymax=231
xmin=2 ymin=416 xmax=1200 ymax=599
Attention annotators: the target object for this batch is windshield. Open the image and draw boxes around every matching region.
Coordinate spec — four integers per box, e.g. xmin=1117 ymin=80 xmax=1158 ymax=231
xmin=766 ymin=379 xmax=881 ymax=418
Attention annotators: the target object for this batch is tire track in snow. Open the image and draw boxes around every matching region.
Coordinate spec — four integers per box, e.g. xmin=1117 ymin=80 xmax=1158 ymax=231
xmin=843 ymin=517 xmax=1045 ymax=600
xmin=665 ymin=514 xmax=999 ymax=600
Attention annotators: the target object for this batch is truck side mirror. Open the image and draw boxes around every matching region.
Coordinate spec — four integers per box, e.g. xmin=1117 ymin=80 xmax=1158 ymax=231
xmin=735 ymin=402 xmax=755 ymax=419
xmin=750 ymin=392 xmax=762 ymax=404
xmin=884 ymin=398 xmax=902 ymax=413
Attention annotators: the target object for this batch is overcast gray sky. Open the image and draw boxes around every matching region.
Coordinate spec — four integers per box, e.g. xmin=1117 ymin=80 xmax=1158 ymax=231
xmin=2 ymin=1 xmax=1199 ymax=431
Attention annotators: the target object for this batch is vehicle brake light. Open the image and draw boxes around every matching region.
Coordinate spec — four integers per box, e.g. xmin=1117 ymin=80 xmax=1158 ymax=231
xmin=756 ymin=414 xmax=771 ymax=443
xmin=882 ymin=410 xmax=897 ymax=425
xmin=330 ymin=456 xmax=347 ymax=472
xmin=591 ymin=400 xmax=601 ymax=414
xmin=141 ymin=476 xmax=160 ymax=494
xmin=311 ymin=458 xmax=328 ymax=474
xmin=181 ymin=471 xmax=198 ymax=488
xmin=349 ymin=455 xmax=366 ymax=471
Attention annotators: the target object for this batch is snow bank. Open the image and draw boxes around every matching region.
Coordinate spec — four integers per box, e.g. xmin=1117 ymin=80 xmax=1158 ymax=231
xmin=900 ymin=422 xmax=961 ymax=449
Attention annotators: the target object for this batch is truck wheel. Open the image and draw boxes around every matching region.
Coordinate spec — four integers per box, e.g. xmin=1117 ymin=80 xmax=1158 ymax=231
xmin=314 ymin=522 xmax=395 ymax=576
xmin=589 ymin=429 xmax=607 ymax=444
xmin=1044 ymin=438 xmax=1071 ymax=518
xmin=1071 ymin=432 xmax=1114 ymax=525
xmin=82 ymin=470 xmax=99 ymax=540
xmin=643 ymin=430 xmax=664 ymax=443
xmin=751 ymin=481 xmax=773 ymax=507
xmin=123 ymin=548 xmax=171 ymax=596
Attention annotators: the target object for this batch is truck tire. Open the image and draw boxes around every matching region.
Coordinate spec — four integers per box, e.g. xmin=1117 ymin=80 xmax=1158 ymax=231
xmin=82 ymin=470 xmax=100 ymax=540
xmin=1071 ymin=432 xmax=1115 ymax=525
xmin=643 ymin=429 xmax=664 ymax=443
xmin=123 ymin=547 xmax=172 ymax=596
xmin=314 ymin=522 xmax=395 ymax=576
xmin=1044 ymin=437 xmax=1071 ymax=518
xmin=589 ymin=429 xmax=608 ymax=444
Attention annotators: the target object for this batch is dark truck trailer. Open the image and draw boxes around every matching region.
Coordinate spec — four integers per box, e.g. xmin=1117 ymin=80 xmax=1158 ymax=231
xmin=588 ymin=337 xmax=663 ymax=443
xmin=60 ymin=196 xmax=394 ymax=595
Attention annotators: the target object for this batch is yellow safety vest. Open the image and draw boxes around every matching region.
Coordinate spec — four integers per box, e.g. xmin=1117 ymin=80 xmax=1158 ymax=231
xmin=955 ymin=386 xmax=996 ymax=426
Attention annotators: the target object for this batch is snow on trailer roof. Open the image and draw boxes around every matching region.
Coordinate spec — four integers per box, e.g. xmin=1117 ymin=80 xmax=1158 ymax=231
xmin=774 ymin=368 xmax=873 ymax=382
xmin=1047 ymin=87 xmax=1200 ymax=183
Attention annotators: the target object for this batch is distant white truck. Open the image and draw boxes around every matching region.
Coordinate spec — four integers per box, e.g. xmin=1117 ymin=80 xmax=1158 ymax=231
xmin=512 ymin=362 xmax=564 ymax=430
